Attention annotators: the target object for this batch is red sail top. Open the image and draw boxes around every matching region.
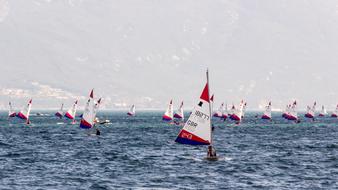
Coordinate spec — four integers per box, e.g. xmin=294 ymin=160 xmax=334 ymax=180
xmin=200 ymin=83 xmax=210 ymax=103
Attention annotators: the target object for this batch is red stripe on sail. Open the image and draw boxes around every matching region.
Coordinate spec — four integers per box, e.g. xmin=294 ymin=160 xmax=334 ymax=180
xmin=200 ymin=83 xmax=210 ymax=103
xmin=177 ymin=129 xmax=210 ymax=145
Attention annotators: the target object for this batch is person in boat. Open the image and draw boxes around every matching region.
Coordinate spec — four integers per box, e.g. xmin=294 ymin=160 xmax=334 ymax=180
xmin=207 ymin=145 xmax=217 ymax=158
xmin=96 ymin=128 xmax=101 ymax=136
xmin=174 ymin=120 xmax=180 ymax=125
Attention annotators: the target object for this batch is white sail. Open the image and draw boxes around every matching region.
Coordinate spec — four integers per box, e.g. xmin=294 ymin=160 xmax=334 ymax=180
xmin=174 ymin=101 xmax=184 ymax=120
xmin=213 ymin=103 xmax=224 ymax=117
xmin=262 ymin=102 xmax=272 ymax=119
xmin=55 ymin=103 xmax=64 ymax=118
xmin=222 ymin=103 xmax=228 ymax=118
xmin=80 ymin=90 xmax=99 ymax=129
xmin=288 ymin=101 xmax=298 ymax=120
xmin=305 ymin=102 xmax=316 ymax=118
xmin=128 ymin=104 xmax=136 ymax=116
xmin=163 ymin=100 xmax=174 ymax=121
xmin=319 ymin=105 xmax=327 ymax=116
xmin=93 ymin=98 xmax=102 ymax=119
xmin=176 ymin=79 xmax=212 ymax=145
xmin=65 ymin=100 xmax=78 ymax=120
xmin=231 ymin=100 xmax=245 ymax=120
xmin=331 ymin=104 xmax=338 ymax=117
xmin=8 ymin=102 xmax=16 ymax=117
xmin=229 ymin=104 xmax=236 ymax=116
xmin=17 ymin=99 xmax=32 ymax=123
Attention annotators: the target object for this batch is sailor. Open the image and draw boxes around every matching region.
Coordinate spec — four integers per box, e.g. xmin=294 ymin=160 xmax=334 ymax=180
xmin=96 ymin=128 xmax=101 ymax=136
xmin=207 ymin=145 xmax=217 ymax=158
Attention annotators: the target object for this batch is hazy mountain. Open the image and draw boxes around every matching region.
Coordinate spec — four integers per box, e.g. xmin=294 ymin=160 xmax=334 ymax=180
xmin=1 ymin=0 xmax=338 ymax=110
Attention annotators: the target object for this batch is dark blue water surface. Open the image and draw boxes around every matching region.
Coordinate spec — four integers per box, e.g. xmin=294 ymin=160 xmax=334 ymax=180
xmin=0 ymin=111 xmax=337 ymax=189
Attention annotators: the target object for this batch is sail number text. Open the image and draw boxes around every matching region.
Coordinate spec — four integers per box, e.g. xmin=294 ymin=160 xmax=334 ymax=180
xmin=194 ymin=110 xmax=209 ymax=120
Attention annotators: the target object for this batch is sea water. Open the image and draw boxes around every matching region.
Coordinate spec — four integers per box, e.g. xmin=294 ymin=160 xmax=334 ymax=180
xmin=0 ymin=111 xmax=337 ymax=189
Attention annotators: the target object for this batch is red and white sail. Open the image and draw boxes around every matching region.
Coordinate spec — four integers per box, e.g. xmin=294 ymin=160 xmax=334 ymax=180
xmin=230 ymin=100 xmax=246 ymax=121
xmin=175 ymin=72 xmax=212 ymax=145
xmin=222 ymin=103 xmax=228 ymax=119
xmin=305 ymin=102 xmax=316 ymax=118
xmin=8 ymin=102 xmax=16 ymax=117
xmin=162 ymin=100 xmax=174 ymax=121
xmin=94 ymin=98 xmax=102 ymax=123
xmin=229 ymin=104 xmax=235 ymax=117
xmin=213 ymin=103 xmax=224 ymax=118
xmin=127 ymin=104 xmax=136 ymax=116
xmin=287 ymin=101 xmax=298 ymax=120
xmin=331 ymin=104 xmax=338 ymax=117
xmin=282 ymin=104 xmax=290 ymax=118
xmin=318 ymin=105 xmax=327 ymax=117
xmin=16 ymin=99 xmax=32 ymax=124
xmin=55 ymin=103 xmax=64 ymax=119
xmin=64 ymin=100 xmax=78 ymax=120
xmin=80 ymin=90 xmax=99 ymax=129
xmin=262 ymin=102 xmax=272 ymax=120
xmin=174 ymin=101 xmax=184 ymax=120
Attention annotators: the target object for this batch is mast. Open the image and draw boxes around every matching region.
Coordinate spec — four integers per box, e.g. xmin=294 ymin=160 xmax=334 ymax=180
xmin=206 ymin=69 xmax=212 ymax=145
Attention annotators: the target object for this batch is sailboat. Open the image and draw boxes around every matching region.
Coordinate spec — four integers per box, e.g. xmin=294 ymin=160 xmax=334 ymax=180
xmin=228 ymin=104 xmax=235 ymax=117
xmin=80 ymin=90 xmax=101 ymax=129
xmin=305 ymin=102 xmax=316 ymax=119
xmin=282 ymin=104 xmax=290 ymax=118
xmin=213 ymin=103 xmax=224 ymax=118
xmin=175 ymin=70 xmax=218 ymax=160
xmin=318 ymin=105 xmax=327 ymax=117
xmin=55 ymin=103 xmax=64 ymax=119
xmin=127 ymin=105 xmax=136 ymax=116
xmin=174 ymin=101 xmax=184 ymax=120
xmin=286 ymin=101 xmax=298 ymax=121
xmin=222 ymin=103 xmax=228 ymax=120
xmin=162 ymin=100 xmax=174 ymax=121
xmin=331 ymin=104 xmax=338 ymax=118
xmin=230 ymin=100 xmax=245 ymax=121
xmin=241 ymin=101 xmax=247 ymax=119
xmin=261 ymin=102 xmax=272 ymax=120
xmin=16 ymin=99 xmax=32 ymax=124
xmin=8 ymin=102 xmax=16 ymax=117
xmin=64 ymin=100 xmax=78 ymax=123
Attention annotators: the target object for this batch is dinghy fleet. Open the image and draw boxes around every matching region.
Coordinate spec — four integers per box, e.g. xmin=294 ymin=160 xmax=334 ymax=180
xmin=4 ymin=70 xmax=338 ymax=160
xmin=7 ymin=90 xmax=103 ymax=131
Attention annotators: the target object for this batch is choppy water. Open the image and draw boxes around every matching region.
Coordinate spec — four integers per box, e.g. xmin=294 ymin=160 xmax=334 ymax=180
xmin=0 ymin=111 xmax=337 ymax=189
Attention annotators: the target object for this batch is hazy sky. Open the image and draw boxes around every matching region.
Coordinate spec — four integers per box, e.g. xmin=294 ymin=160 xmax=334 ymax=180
xmin=1 ymin=0 xmax=338 ymax=110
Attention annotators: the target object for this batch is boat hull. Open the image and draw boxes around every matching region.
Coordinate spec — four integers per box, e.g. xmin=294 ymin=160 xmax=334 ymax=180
xmin=261 ymin=115 xmax=271 ymax=120
xmin=230 ymin=114 xmax=241 ymax=121
xmin=9 ymin=113 xmax=16 ymax=117
xmin=305 ymin=113 xmax=314 ymax=118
